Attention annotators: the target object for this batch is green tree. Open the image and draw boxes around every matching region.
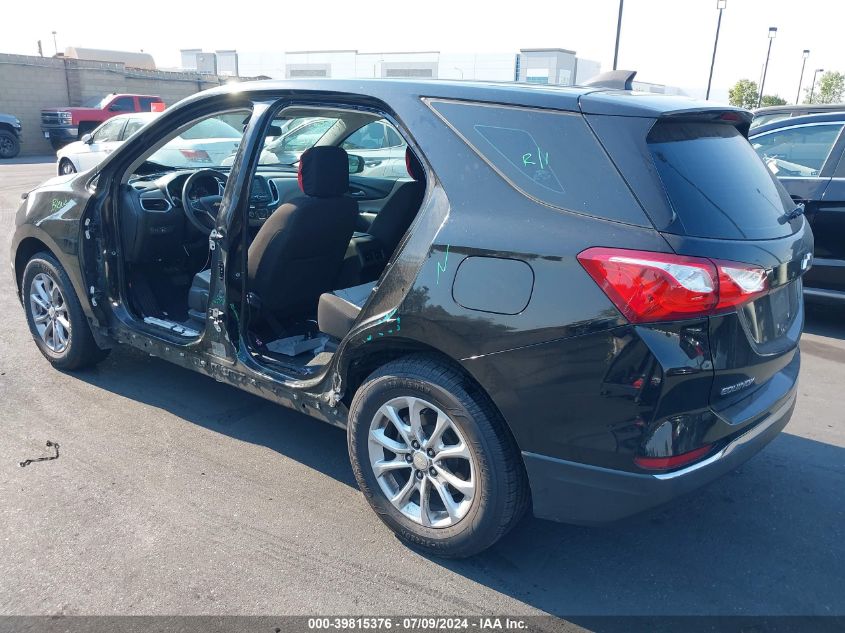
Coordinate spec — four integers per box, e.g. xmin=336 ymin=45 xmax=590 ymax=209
xmin=760 ymin=94 xmax=787 ymax=106
xmin=804 ymin=71 xmax=845 ymax=104
xmin=729 ymin=79 xmax=759 ymax=109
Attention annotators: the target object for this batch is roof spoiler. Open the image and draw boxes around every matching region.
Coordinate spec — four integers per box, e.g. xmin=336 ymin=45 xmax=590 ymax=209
xmin=582 ymin=70 xmax=637 ymax=91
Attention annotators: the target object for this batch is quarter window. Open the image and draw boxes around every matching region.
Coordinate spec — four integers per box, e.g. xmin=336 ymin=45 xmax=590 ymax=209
xmin=751 ymin=123 xmax=844 ymax=177
xmin=429 ymin=99 xmax=648 ymax=225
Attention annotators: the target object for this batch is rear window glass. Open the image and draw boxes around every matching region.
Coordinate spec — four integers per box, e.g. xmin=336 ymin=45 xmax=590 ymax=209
xmin=429 ymin=100 xmax=648 ymax=226
xmin=648 ymin=122 xmax=795 ymax=240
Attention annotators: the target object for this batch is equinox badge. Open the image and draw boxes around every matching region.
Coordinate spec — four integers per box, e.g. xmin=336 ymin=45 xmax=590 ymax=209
xmin=720 ymin=377 xmax=757 ymax=396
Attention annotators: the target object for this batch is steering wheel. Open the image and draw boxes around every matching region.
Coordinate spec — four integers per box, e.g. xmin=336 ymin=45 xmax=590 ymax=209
xmin=182 ymin=169 xmax=228 ymax=235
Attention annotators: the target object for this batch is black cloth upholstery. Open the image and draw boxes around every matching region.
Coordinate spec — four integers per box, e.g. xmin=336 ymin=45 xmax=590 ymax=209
xmin=248 ymin=147 xmax=358 ymax=317
xmin=298 ymin=146 xmax=349 ymax=197
xmin=366 ymin=147 xmax=425 ymax=253
xmin=318 ymin=282 xmax=376 ymax=339
xmin=188 ymin=268 xmax=211 ymax=313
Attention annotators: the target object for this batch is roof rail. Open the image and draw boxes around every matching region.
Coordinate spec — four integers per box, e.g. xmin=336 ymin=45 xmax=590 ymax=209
xmin=582 ymin=70 xmax=637 ymax=91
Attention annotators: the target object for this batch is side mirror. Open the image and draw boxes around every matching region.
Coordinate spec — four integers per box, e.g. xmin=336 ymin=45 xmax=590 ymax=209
xmin=108 ymin=104 xmax=122 ymax=112
xmin=348 ymin=154 xmax=365 ymax=174
xmin=81 ymin=133 xmax=93 ymax=144
xmin=267 ymin=125 xmax=282 ymax=138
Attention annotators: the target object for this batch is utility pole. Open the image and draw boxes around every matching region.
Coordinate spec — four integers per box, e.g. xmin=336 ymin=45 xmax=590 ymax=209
xmin=613 ymin=0 xmax=624 ymax=70
xmin=706 ymin=0 xmax=727 ymax=100
xmin=757 ymin=27 xmax=777 ymax=108
xmin=796 ymin=50 xmax=809 ymax=104
xmin=809 ymin=68 xmax=824 ymax=103
xmin=51 ymin=31 xmax=58 ymax=56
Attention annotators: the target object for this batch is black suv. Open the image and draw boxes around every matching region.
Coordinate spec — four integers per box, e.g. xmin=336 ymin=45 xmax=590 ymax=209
xmin=11 ymin=80 xmax=811 ymax=557
xmin=750 ymin=111 xmax=845 ymax=303
xmin=0 ymin=112 xmax=22 ymax=159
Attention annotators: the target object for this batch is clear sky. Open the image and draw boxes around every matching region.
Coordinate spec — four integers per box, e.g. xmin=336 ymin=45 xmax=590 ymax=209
xmin=4 ymin=0 xmax=842 ymax=102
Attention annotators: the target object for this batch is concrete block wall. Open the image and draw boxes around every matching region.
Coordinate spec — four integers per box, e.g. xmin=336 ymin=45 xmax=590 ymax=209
xmin=0 ymin=53 xmax=242 ymax=156
xmin=0 ymin=55 xmax=71 ymax=156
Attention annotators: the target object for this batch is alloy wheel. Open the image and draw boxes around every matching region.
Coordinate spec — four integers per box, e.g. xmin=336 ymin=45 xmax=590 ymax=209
xmin=29 ymin=272 xmax=71 ymax=353
xmin=60 ymin=160 xmax=76 ymax=175
xmin=368 ymin=396 xmax=476 ymax=528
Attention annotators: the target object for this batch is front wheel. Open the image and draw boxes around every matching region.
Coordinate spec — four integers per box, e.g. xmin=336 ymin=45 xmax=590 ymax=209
xmin=58 ymin=158 xmax=77 ymax=175
xmin=0 ymin=130 xmax=20 ymax=159
xmin=22 ymin=252 xmax=109 ymax=370
xmin=348 ymin=356 xmax=529 ymax=558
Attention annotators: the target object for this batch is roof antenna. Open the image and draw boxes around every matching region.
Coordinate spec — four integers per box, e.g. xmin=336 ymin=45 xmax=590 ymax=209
xmin=582 ymin=70 xmax=637 ymax=90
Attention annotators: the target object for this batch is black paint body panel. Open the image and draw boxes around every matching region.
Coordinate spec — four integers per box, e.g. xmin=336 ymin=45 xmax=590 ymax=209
xmin=10 ymin=79 xmax=808 ymax=525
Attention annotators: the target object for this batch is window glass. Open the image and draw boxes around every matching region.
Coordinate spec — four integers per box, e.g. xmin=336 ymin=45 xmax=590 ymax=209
xmin=650 ymin=121 xmax=795 ymax=240
xmin=342 ymin=122 xmax=388 ymax=150
xmin=178 ymin=118 xmax=242 ymax=140
xmin=142 ymin=111 xmax=248 ymax=169
xmin=429 ymin=100 xmax=648 ymax=225
xmin=385 ymin=124 xmax=404 ymax=148
xmin=750 ymin=123 xmax=843 ymax=177
xmin=110 ymin=97 xmax=135 ymax=112
xmin=259 ymin=117 xmax=337 ymax=165
xmin=122 ymin=118 xmax=147 ymax=139
xmin=92 ymin=118 xmax=126 ymax=142
xmin=138 ymin=97 xmax=159 ymax=111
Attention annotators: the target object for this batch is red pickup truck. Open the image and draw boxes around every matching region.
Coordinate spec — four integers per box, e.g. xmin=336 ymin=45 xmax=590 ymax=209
xmin=41 ymin=93 xmax=164 ymax=150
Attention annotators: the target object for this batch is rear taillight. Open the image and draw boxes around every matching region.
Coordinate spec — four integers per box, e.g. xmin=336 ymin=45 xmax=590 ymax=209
xmin=179 ymin=149 xmax=211 ymax=163
xmin=577 ymin=247 xmax=768 ymax=323
xmin=634 ymin=444 xmax=713 ymax=471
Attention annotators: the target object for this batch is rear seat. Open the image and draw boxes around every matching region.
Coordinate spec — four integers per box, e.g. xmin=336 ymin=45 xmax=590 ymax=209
xmin=318 ymin=281 xmax=377 ymax=340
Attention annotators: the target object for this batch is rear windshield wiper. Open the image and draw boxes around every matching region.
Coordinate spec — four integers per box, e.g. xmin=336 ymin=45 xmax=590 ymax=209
xmin=781 ymin=203 xmax=805 ymax=223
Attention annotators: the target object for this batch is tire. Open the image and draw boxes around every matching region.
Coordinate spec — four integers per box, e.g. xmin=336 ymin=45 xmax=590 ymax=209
xmin=58 ymin=158 xmax=77 ymax=175
xmin=348 ymin=355 xmax=529 ymax=558
xmin=0 ymin=130 xmax=20 ymax=159
xmin=21 ymin=252 xmax=110 ymax=370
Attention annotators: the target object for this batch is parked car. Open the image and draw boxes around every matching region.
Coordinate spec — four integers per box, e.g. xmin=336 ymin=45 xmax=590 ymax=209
xmin=256 ymin=116 xmax=407 ymax=177
xmin=11 ymin=80 xmax=811 ymax=557
xmin=752 ymin=103 xmax=845 ymax=129
xmin=41 ymin=93 xmax=164 ymax=150
xmin=56 ymin=113 xmax=243 ymax=175
xmin=0 ymin=112 xmax=23 ymax=159
xmin=750 ymin=112 xmax=845 ymax=303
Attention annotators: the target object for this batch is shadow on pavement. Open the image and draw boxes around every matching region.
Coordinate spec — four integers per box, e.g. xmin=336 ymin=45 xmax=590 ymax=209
xmin=804 ymin=303 xmax=845 ymax=341
xmin=73 ymin=340 xmax=844 ymax=617
xmin=2 ymin=155 xmax=55 ymax=165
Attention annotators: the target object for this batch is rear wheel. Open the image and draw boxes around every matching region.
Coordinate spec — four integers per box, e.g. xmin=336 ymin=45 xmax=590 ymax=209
xmin=59 ymin=158 xmax=77 ymax=175
xmin=0 ymin=130 xmax=20 ymax=159
xmin=348 ymin=356 xmax=529 ymax=558
xmin=22 ymin=252 xmax=109 ymax=370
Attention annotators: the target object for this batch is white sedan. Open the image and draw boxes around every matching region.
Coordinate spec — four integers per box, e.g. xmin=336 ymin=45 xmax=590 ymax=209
xmin=56 ymin=113 xmax=243 ymax=175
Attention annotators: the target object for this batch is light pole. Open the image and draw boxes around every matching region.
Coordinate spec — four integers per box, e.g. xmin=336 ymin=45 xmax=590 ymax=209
xmin=809 ymin=68 xmax=824 ymax=103
xmin=613 ymin=0 xmax=624 ymax=70
xmin=454 ymin=67 xmax=464 ymax=80
xmin=51 ymin=31 xmax=58 ymax=56
xmin=706 ymin=0 xmax=727 ymax=100
xmin=795 ymin=50 xmax=810 ymax=104
xmin=757 ymin=27 xmax=777 ymax=108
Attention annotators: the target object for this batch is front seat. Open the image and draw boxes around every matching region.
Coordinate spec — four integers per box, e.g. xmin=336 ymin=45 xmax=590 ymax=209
xmin=188 ymin=146 xmax=359 ymax=320
xmin=365 ymin=147 xmax=425 ymax=253
xmin=248 ymin=146 xmax=359 ymax=319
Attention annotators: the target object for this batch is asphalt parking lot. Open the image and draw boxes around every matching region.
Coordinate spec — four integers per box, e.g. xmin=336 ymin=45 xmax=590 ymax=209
xmin=0 ymin=158 xmax=843 ymax=619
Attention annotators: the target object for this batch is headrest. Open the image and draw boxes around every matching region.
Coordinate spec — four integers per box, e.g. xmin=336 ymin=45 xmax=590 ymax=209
xmin=405 ymin=146 xmax=423 ymax=181
xmin=298 ymin=146 xmax=349 ymax=198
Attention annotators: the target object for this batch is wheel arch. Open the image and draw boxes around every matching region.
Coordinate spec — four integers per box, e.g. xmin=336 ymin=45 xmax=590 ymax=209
xmin=13 ymin=236 xmax=53 ymax=299
xmin=341 ymin=337 xmax=526 ymax=462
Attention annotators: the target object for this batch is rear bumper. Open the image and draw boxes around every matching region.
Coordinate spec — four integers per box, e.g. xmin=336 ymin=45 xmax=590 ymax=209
xmin=524 ymin=385 xmax=796 ymax=525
